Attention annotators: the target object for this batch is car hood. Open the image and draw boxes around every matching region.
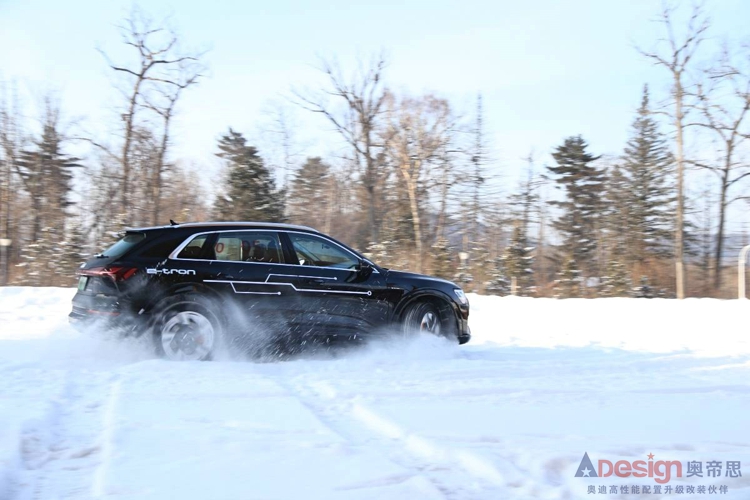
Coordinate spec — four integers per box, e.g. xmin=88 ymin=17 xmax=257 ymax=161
xmin=385 ymin=269 xmax=458 ymax=289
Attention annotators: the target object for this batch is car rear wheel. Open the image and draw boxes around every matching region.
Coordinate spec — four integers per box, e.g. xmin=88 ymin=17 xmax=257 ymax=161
xmin=153 ymin=295 xmax=222 ymax=361
xmin=402 ymin=301 xmax=443 ymax=337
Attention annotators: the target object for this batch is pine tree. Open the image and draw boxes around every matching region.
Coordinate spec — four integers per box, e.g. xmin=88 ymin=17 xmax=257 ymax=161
xmin=554 ymin=255 xmax=582 ymax=298
xmin=16 ymin=107 xmax=79 ymax=242
xmin=58 ymin=218 xmax=88 ymax=285
xmin=484 ymin=255 xmax=510 ymax=296
xmin=13 ymin=104 xmax=80 ymax=285
xmin=600 ymin=256 xmax=633 ymax=297
xmin=502 ymin=223 xmax=535 ymax=296
xmin=604 ymin=164 xmax=631 ymax=253
xmin=17 ymin=226 xmax=53 ymax=286
xmin=214 ymin=128 xmax=284 ymax=222
xmin=453 ymin=256 xmax=474 ymax=288
xmin=620 ymin=86 xmax=675 ymax=262
xmin=288 ymin=157 xmax=332 ymax=229
xmin=430 ymin=237 xmax=454 ymax=281
xmin=548 ymin=136 xmax=604 ymax=271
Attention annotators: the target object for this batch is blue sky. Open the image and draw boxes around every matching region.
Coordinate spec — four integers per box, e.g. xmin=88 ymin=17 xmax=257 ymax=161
xmin=1 ymin=0 xmax=749 ymax=197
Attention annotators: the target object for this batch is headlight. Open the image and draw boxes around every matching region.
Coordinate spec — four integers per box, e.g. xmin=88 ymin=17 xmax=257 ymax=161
xmin=453 ymin=289 xmax=468 ymax=305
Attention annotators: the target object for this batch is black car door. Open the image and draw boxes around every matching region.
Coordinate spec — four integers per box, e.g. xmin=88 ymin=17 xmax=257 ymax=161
xmin=192 ymin=230 xmax=304 ymax=330
xmin=278 ymin=231 xmax=390 ymax=335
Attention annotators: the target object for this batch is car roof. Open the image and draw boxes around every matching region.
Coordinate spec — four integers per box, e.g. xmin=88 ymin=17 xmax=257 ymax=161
xmin=126 ymin=221 xmax=320 ymax=233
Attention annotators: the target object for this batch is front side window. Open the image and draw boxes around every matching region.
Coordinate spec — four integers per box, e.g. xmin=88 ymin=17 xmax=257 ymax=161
xmin=288 ymin=233 xmax=358 ymax=269
xmin=212 ymin=231 xmax=283 ymax=263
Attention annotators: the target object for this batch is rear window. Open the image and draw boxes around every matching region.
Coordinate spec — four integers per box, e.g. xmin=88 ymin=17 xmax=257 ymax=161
xmin=139 ymin=234 xmax=188 ymax=258
xmin=98 ymin=232 xmax=146 ymax=259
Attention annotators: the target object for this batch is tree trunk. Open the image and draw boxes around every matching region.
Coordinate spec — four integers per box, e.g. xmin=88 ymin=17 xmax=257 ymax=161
xmin=435 ymin=161 xmax=449 ymax=241
xmin=713 ymin=172 xmax=729 ymax=291
xmin=364 ymin=135 xmax=379 ymax=245
xmin=402 ymin=166 xmax=423 ymax=274
xmin=674 ymin=80 xmax=686 ymax=299
xmin=366 ymin=184 xmax=378 ymax=244
xmin=120 ymin=86 xmax=139 ymax=215
xmin=151 ymin=112 xmax=171 ymax=226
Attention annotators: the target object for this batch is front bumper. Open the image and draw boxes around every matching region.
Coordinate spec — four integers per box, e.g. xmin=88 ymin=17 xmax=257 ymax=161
xmin=457 ymin=318 xmax=471 ymax=344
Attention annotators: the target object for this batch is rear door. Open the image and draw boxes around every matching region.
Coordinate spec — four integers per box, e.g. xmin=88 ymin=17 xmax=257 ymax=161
xmin=168 ymin=230 xmax=303 ymax=331
xmin=202 ymin=230 xmax=296 ymax=321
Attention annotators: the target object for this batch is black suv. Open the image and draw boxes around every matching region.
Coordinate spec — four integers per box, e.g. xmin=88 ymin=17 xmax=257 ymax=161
xmin=70 ymin=222 xmax=470 ymax=360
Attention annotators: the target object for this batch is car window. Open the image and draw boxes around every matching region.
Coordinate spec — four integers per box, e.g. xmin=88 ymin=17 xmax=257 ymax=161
xmin=211 ymin=231 xmax=283 ymax=263
xmin=97 ymin=232 xmax=146 ymax=259
xmin=141 ymin=234 xmax=188 ymax=258
xmin=176 ymin=235 xmax=209 ymax=259
xmin=288 ymin=233 xmax=358 ymax=269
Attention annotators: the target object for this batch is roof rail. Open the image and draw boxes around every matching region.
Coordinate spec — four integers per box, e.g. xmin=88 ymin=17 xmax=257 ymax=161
xmin=126 ymin=221 xmax=320 ymax=233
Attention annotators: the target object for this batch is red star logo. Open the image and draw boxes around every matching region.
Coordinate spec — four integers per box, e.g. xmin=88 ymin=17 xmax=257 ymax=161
xmin=648 ymin=453 xmax=655 ymax=460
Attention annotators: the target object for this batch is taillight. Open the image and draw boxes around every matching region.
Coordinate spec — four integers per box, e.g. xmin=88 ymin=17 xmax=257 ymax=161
xmin=78 ymin=266 xmax=138 ymax=282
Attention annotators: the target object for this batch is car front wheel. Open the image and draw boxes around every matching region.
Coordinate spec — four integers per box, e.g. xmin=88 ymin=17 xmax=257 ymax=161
xmin=402 ymin=301 xmax=443 ymax=337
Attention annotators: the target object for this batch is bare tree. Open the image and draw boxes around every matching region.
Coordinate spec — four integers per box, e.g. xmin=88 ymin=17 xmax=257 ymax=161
xmin=100 ymin=7 xmax=204 ymax=215
xmin=689 ymin=44 xmax=750 ymax=290
xmin=0 ymin=82 xmax=23 ymax=285
xmin=638 ymin=3 xmax=710 ymax=299
xmin=258 ymin=101 xmax=306 ymax=188
xmin=469 ymin=94 xmax=486 ymax=249
xmin=384 ymin=94 xmax=453 ymax=272
xmin=293 ymin=54 xmax=389 ymax=244
xmin=143 ymin=60 xmax=203 ymax=225
xmin=434 ymin=152 xmax=455 ymax=242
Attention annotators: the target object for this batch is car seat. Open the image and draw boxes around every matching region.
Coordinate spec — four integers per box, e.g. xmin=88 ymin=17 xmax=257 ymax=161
xmin=265 ymin=239 xmax=281 ymax=263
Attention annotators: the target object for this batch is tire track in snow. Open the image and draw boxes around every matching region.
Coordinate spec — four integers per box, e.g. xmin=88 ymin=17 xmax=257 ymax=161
xmin=13 ymin=371 xmax=117 ymax=500
xmin=91 ymin=376 xmax=121 ymax=499
xmin=272 ymin=376 xmax=451 ymax=499
xmin=279 ymin=376 xmax=518 ymax=499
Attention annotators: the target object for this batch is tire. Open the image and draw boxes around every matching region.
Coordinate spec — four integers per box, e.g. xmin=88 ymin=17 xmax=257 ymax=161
xmin=402 ymin=301 xmax=444 ymax=337
xmin=152 ymin=294 xmax=223 ymax=361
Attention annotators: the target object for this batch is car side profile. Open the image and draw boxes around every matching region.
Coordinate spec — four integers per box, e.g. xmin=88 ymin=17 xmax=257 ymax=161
xmin=70 ymin=222 xmax=470 ymax=360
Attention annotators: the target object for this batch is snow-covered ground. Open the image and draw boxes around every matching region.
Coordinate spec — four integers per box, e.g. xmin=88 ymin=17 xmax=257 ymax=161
xmin=1 ymin=288 xmax=749 ymax=499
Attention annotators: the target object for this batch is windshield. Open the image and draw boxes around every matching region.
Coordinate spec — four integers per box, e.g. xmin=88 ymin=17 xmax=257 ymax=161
xmin=97 ymin=232 xmax=146 ymax=259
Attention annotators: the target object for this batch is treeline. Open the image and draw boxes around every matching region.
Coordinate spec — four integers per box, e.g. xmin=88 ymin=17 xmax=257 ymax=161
xmin=1 ymin=4 xmax=749 ymax=298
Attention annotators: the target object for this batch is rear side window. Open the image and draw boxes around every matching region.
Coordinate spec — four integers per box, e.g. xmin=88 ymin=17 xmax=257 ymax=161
xmin=98 ymin=232 xmax=146 ymax=259
xmin=176 ymin=235 xmax=209 ymax=259
xmin=212 ymin=231 xmax=283 ymax=263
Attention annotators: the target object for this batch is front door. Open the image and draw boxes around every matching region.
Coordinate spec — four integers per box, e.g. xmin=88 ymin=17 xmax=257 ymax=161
xmin=279 ymin=231 xmax=389 ymax=335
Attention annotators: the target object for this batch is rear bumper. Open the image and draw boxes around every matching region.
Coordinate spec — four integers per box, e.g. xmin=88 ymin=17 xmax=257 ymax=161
xmin=68 ymin=308 xmax=121 ymax=330
xmin=69 ymin=292 xmax=137 ymax=332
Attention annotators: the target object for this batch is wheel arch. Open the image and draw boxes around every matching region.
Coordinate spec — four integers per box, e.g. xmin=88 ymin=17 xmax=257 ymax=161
xmin=393 ymin=289 xmax=461 ymax=333
xmin=142 ymin=282 xmax=225 ymax=318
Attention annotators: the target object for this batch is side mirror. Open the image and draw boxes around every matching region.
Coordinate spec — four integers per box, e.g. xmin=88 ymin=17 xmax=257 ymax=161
xmin=356 ymin=259 xmax=374 ymax=276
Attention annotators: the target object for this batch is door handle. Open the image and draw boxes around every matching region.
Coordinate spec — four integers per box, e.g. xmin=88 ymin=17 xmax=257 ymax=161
xmin=305 ymin=278 xmax=327 ymax=285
